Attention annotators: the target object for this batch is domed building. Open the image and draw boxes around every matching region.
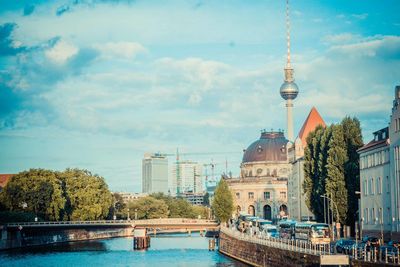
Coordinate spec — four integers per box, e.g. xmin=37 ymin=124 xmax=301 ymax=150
xmin=226 ymin=130 xmax=290 ymax=221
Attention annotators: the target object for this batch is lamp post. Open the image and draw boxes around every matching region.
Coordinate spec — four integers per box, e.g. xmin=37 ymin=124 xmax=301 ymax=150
xmin=127 ymin=208 xmax=130 ymax=221
xmin=135 ymin=209 xmax=138 ymax=220
xmin=320 ymin=195 xmax=339 ymax=240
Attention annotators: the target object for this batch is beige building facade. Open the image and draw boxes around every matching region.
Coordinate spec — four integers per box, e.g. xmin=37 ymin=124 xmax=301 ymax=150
xmin=358 ymin=85 xmax=400 ymax=241
xmin=226 ymin=131 xmax=289 ymax=221
xmin=389 ymin=86 xmax=400 ymax=240
xmin=359 ymin=127 xmax=391 ymax=239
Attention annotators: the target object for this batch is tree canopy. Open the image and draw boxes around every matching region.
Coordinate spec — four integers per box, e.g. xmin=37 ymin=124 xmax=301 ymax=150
xmin=211 ymin=178 xmax=233 ymax=223
xmin=0 ymin=168 xmax=113 ymax=221
xmin=303 ymin=117 xmax=363 ymax=226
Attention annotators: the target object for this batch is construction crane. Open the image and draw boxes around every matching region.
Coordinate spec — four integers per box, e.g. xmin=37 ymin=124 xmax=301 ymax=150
xmin=156 ymin=149 xmax=241 ymax=195
xmin=202 ymin=159 xmax=241 ymax=184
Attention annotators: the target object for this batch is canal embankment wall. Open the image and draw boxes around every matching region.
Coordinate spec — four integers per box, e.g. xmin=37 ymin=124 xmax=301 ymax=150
xmin=219 ymin=228 xmax=396 ymax=267
xmin=219 ymin=231 xmax=320 ymax=267
xmin=0 ymin=226 xmax=133 ymax=250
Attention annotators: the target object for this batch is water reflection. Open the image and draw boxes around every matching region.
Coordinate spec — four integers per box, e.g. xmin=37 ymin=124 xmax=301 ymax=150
xmin=0 ymin=233 xmax=247 ymax=267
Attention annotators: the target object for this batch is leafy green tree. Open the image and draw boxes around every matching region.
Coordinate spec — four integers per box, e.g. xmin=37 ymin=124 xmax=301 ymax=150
xmin=341 ymin=117 xmax=363 ymax=226
xmin=150 ymin=192 xmax=197 ymax=218
xmin=326 ymin=125 xmax=348 ymax=224
xmin=128 ymin=196 xmax=169 ymax=219
xmin=60 ymin=168 xmax=113 ymax=221
xmin=212 ymin=179 xmax=233 ymax=223
xmin=192 ymin=205 xmax=209 ymax=219
xmin=112 ymin=192 xmax=127 ymax=219
xmin=303 ymin=125 xmax=325 ymax=221
xmin=203 ymin=192 xmax=210 ymax=206
xmin=0 ymin=169 xmax=65 ymax=220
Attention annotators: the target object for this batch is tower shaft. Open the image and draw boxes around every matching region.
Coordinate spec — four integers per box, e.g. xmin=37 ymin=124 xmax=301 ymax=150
xmin=286 ymin=99 xmax=294 ymax=142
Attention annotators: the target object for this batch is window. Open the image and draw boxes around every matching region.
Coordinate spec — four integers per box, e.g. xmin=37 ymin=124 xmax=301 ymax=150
xmin=371 ymin=208 xmax=375 ymax=224
xmin=365 ymin=208 xmax=369 ymax=224
xmin=236 ymin=192 xmax=240 ymax=199
xmin=257 ymin=168 xmax=263 ymax=175
xmin=387 ymin=176 xmax=390 ymax=193
xmin=279 ymin=191 xmax=287 ymax=199
xmin=363 ymin=179 xmax=368 ymax=196
xmin=377 ymin=177 xmax=382 ymax=194
xmin=264 ymin=191 xmax=270 ymax=200
xmin=370 ymin=178 xmax=375 ymax=195
xmin=248 ymin=192 xmax=254 ymax=199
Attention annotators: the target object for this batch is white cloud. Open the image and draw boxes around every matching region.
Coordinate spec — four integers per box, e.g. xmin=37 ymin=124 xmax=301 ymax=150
xmin=45 ymin=39 xmax=78 ymax=64
xmin=329 ymin=35 xmax=400 ymax=58
xmin=94 ymin=41 xmax=147 ymax=59
xmin=351 ymin=13 xmax=368 ymax=20
xmin=323 ymin=33 xmax=361 ymax=44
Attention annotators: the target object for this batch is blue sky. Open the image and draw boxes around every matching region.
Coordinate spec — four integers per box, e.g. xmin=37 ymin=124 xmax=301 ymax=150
xmin=0 ymin=0 xmax=399 ymax=192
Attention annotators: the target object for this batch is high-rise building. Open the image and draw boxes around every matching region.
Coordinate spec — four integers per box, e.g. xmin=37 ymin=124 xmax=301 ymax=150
xmin=142 ymin=153 xmax=169 ymax=194
xmin=279 ymin=0 xmax=299 ymax=142
xmin=171 ymin=160 xmax=203 ymax=195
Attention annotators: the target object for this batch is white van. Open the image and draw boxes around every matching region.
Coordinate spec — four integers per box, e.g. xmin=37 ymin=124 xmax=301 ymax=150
xmin=263 ymin=225 xmax=279 ymax=238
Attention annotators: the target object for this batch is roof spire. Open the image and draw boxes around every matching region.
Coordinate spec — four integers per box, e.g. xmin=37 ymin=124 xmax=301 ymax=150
xmin=284 ymin=0 xmax=294 ymax=82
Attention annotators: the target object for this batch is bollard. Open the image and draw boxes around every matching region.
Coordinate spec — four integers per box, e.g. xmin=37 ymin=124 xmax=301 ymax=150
xmin=385 ymin=247 xmax=388 ymax=263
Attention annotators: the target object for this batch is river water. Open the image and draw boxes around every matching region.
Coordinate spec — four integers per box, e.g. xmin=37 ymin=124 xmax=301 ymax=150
xmin=0 ymin=233 xmax=246 ymax=267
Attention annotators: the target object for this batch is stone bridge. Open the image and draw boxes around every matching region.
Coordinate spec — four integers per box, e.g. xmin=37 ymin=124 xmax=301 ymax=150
xmin=0 ymin=218 xmax=218 ymax=250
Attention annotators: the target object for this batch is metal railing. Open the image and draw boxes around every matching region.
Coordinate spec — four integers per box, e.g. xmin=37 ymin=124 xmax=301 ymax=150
xmin=345 ymin=245 xmax=400 ymax=265
xmin=220 ymin=226 xmax=331 ymax=256
xmin=4 ymin=218 xmax=217 ymax=227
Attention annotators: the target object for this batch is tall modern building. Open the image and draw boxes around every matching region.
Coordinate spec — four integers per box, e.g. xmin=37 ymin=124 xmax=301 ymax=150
xmin=279 ymin=0 xmax=299 ymax=142
xmin=142 ymin=153 xmax=169 ymax=194
xmin=171 ymin=160 xmax=203 ymax=195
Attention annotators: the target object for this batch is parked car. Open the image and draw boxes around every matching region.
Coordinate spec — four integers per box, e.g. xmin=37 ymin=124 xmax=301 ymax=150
xmin=388 ymin=240 xmax=400 ymax=249
xmin=335 ymin=239 xmax=356 ymax=254
xmin=362 ymin=236 xmax=380 ymax=247
xmin=379 ymin=245 xmax=399 ymax=261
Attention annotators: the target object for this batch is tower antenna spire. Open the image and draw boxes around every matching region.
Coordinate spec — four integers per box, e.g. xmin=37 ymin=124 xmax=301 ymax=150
xmin=284 ymin=0 xmax=294 ymax=82
xmin=286 ymin=0 xmax=291 ymax=68
xmin=279 ymin=0 xmax=299 ymax=142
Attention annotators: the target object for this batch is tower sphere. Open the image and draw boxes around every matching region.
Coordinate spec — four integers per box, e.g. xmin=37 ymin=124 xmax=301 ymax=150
xmin=280 ymin=81 xmax=299 ymax=100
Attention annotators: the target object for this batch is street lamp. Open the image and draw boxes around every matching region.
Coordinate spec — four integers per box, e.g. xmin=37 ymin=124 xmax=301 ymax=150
xmin=135 ymin=209 xmax=138 ymax=220
xmin=320 ymin=195 xmax=340 ymax=240
xmin=127 ymin=208 xmax=130 ymax=221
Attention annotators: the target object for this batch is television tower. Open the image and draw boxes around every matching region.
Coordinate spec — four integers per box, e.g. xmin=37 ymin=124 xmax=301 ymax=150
xmin=279 ymin=0 xmax=299 ymax=142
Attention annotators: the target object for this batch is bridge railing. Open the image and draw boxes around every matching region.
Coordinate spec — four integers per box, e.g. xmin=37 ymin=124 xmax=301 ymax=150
xmin=4 ymin=218 xmax=218 ymax=227
xmin=221 ymin=226 xmax=331 ymax=256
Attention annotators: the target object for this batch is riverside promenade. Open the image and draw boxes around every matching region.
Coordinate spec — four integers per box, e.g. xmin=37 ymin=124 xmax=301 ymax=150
xmin=219 ymin=226 xmax=400 ymax=267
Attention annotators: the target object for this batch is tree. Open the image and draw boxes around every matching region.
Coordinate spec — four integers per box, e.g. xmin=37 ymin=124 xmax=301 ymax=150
xmin=192 ymin=205 xmax=209 ymax=219
xmin=303 ymin=125 xmax=325 ymax=221
xmin=112 ymin=192 xmax=127 ymax=219
xmin=128 ymin=196 xmax=169 ymax=219
xmin=212 ymin=179 xmax=233 ymax=223
xmin=303 ymin=118 xmax=363 ymax=226
xmin=203 ymin=192 xmax=210 ymax=206
xmin=60 ymin=168 xmax=113 ymax=221
xmin=0 ymin=169 xmax=65 ymax=221
xmin=326 ymin=125 xmax=348 ymax=224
